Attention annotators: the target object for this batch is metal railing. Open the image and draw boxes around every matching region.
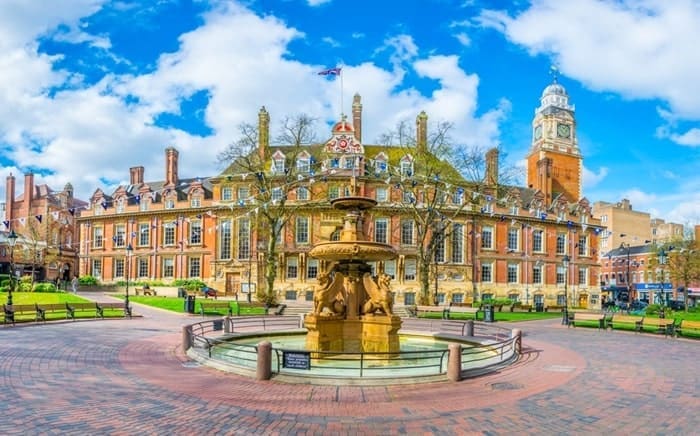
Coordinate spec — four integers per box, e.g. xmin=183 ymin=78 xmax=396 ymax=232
xmin=186 ymin=316 xmax=520 ymax=380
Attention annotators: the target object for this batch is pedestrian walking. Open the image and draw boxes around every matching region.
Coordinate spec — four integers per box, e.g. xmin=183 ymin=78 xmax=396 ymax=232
xmin=71 ymin=276 xmax=79 ymax=294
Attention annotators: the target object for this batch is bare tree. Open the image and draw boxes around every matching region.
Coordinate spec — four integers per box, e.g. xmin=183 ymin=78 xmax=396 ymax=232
xmin=379 ymin=118 xmax=524 ymax=305
xmin=217 ymin=114 xmax=325 ymax=303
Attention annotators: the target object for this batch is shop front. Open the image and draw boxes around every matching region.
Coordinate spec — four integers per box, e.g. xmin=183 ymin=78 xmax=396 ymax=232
xmin=635 ymin=283 xmax=673 ymax=305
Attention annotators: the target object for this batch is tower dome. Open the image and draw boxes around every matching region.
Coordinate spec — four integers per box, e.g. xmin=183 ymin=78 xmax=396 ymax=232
xmin=535 ymin=78 xmax=574 ymax=115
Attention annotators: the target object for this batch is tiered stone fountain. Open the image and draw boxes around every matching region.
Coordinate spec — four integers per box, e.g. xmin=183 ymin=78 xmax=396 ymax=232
xmin=305 ymin=196 xmax=402 ymax=354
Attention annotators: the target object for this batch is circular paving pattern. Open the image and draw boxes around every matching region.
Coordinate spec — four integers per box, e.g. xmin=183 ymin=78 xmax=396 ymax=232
xmin=1 ymin=297 xmax=699 ymax=434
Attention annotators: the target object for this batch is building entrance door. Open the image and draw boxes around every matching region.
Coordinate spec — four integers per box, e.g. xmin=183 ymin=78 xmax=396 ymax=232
xmin=578 ymin=294 xmax=588 ymax=309
xmin=226 ymin=273 xmax=241 ymax=299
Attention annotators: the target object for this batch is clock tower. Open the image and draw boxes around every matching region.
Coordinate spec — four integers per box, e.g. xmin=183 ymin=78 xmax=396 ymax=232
xmin=526 ymin=78 xmax=582 ymax=204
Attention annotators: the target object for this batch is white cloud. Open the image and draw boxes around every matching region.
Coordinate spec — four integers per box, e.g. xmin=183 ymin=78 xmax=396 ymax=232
xmin=668 ymin=128 xmax=700 ymax=147
xmin=321 ymin=36 xmax=340 ymax=47
xmin=307 ymin=0 xmax=331 ymax=6
xmin=454 ymin=32 xmax=471 ymax=46
xmin=376 ymin=34 xmax=419 ymax=67
xmin=582 ymin=165 xmax=608 ymax=190
xmin=478 ymin=0 xmax=700 ymax=120
xmin=0 ymin=1 xmax=505 ymax=213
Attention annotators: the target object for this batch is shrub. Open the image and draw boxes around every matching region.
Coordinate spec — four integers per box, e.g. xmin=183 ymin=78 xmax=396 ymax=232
xmin=174 ymin=279 xmax=207 ymax=290
xmin=79 ymin=276 xmax=100 ymax=286
xmin=33 ymin=282 xmax=57 ymax=293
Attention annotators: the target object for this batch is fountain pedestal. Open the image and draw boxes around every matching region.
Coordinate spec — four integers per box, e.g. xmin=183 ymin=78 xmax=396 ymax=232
xmin=305 ymin=314 xmax=402 ymax=355
xmin=306 ymin=196 xmax=402 ymax=356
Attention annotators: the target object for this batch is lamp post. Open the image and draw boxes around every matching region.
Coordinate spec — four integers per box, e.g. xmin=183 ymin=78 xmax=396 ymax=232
xmin=433 ymin=259 xmax=439 ymax=306
xmin=562 ymin=254 xmax=570 ymax=325
xmin=6 ymin=230 xmax=18 ymax=306
xmin=247 ymin=249 xmax=253 ymax=303
xmin=125 ymin=244 xmax=133 ymax=310
xmin=657 ymin=248 xmax=667 ymax=309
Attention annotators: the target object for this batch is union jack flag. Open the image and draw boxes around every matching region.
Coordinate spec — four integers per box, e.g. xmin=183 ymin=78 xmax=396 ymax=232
xmin=318 ymin=67 xmax=341 ymax=76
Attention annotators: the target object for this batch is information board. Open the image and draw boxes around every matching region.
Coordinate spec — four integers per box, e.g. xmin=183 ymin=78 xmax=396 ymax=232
xmin=282 ymin=351 xmax=311 ymax=370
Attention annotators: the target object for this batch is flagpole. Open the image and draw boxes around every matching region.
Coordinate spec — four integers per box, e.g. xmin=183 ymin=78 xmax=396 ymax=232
xmin=340 ymin=68 xmax=344 ymax=118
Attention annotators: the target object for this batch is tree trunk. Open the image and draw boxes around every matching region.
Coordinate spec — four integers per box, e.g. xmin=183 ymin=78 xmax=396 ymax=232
xmin=418 ymin=261 xmax=431 ymax=305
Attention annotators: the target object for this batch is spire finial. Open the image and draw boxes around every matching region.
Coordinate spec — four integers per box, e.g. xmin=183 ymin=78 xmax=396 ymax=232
xmin=549 ymin=64 xmax=559 ymax=83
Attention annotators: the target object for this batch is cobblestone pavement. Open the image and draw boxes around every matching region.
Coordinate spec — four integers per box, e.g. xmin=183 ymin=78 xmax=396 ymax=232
xmin=1 ymin=295 xmax=698 ymax=435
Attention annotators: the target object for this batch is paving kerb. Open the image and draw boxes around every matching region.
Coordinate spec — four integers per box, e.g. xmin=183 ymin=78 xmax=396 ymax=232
xmin=0 ymin=294 xmax=698 ymax=434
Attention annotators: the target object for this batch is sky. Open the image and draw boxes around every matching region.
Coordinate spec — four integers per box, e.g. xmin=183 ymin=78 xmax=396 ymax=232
xmin=1 ymin=0 xmax=699 ymax=228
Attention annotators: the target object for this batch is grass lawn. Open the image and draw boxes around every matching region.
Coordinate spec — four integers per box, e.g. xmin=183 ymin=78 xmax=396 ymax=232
xmin=1 ymin=291 xmax=128 ymax=323
xmin=418 ymin=310 xmax=561 ymax=322
xmin=121 ymin=295 xmax=268 ymax=316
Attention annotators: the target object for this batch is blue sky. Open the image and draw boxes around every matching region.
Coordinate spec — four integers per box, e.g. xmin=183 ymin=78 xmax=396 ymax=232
xmin=1 ymin=0 xmax=699 ymax=227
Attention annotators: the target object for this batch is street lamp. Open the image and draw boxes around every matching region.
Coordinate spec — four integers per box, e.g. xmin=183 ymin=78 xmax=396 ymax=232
xmin=125 ymin=244 xmax=133 ymax=310
xmin=657 ymin=248 xmax=667 ymax=308
xmin=6 ymin=230 xmax=18 ymax=306
xmin=562 ymin=254 xmax=570 ymax=325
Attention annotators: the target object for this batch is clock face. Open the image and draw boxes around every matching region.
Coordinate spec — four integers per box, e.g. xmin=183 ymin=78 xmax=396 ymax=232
xmin=534 ymin=125 xmax=542 ymax=140
xmin=557 ymin=123 xmax=571 ymax=138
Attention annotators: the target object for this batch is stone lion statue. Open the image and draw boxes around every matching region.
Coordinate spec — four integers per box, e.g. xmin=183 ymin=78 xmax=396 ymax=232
xmin=361 ymin=272 xmax=394 ymax=316
xmin=313 ymin=269 xmax=345 ymax=316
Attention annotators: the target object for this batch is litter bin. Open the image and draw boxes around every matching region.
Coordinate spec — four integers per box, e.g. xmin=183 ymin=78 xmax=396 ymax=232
xmin=184 ymin=295 xmax=196 ymax=314
xmin=535 ymin=302 xmax=544 ymax=313
xmin=483 ymin=304 xmax=495 ymax=323
xmin=178 ymin=287 xmax=186 ymax=298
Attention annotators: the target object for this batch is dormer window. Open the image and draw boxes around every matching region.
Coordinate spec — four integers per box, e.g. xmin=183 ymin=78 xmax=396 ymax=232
xmin=272 ymin=151 xmax=286 ymax=173
xmin=296 ymin=154 xmax=310 ymax=173
xmin=190 ymin=197 xmax=201 ymax=208
xmin=140 ymin=199 xmax=149 ymax=211
xmin=329 ymin=158 xmax=340 ymax=169
xmin=165 ymin=199 xmax=175 ymax=209
xmin=400 ymin=156 xmax=413 ymax=177
xmin=344 ymin=157 xmax=355 ymax=169
xmin=375 ymin=160 xmax=387 ymax=173
xmin=116 ymin=198 xmax=125 ymax=213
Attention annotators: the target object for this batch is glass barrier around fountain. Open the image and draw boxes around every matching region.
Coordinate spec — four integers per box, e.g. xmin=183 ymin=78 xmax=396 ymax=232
xmin=186 ymin=316 xmax=521 ymax=381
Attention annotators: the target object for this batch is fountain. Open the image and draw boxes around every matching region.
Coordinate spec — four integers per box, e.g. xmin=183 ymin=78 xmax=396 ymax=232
xmin=305 ymin=195 xmax=401 ymax=355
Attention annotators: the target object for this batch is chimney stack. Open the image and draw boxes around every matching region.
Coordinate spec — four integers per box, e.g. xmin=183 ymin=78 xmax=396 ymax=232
xmin=165 ymin=148 xmax=179 ymax=186
xmin=258 ymin=106 xmax=270 ymax=161
xmin=24 ymin=173 xmax=34 ymax=218
xmin=416 ymin=111 xmax=428 ymax=153
xmin=5 ymin=173 xmax=15 ymax=222
xmin=130 ymin=166 xmax=144 ymax=185
xmin=485 ymin=148 xmax=499 ymax=186
xmin=352 ymin=94 xmax=362 ymax=142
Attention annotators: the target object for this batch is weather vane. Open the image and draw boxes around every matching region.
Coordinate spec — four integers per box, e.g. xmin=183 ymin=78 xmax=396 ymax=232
xmin=549 ymin=64 xmax=559 ymax=83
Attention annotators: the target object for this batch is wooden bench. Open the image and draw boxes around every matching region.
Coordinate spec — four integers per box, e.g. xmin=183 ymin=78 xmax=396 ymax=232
xmin=569 ymin=312 xmax=606 ymax=330
xmin=411 ymin=305 xmax=449 ymax=319
xmin=641 ymin=317 xmax=676 ymax=336
xmin=609 ymin=314 xmax=643 ymax=332
xmin=235 ymin=302 xmax=269 ymax=316
xmin=36 ymin=303 xmax=71 ymax=322
xmin=97 ymin=302 xmax=132 ymax=318
xmin=676 ymin=320 xmax=700 ymax=337
xmin=66 ymin=302 xmax=100 ymax=320
xmin=4 ymin=304 xmax=41 ymax=324
xmin=200 ymin=301 xmax=232 ymax=316
xmin=446 ymin=305 xmax=481 ymax=320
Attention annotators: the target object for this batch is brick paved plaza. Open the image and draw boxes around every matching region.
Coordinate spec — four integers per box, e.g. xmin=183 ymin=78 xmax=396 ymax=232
xmin=1 ymin=295 xmax=698 ymax=435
